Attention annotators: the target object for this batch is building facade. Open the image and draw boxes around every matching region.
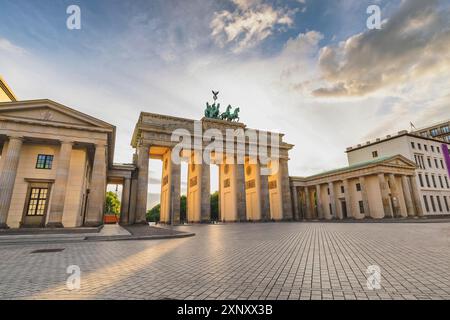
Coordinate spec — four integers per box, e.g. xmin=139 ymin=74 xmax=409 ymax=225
xmin=346 ymin=131 xmax=450 ymax=216
xmin=0 ymin=99 xmax=116 ymax=228
xmin=412 ymin=120 xmax=450 ymax=143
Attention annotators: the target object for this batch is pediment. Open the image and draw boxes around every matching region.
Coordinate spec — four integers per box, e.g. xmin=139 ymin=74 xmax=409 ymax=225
xmin=383 ymin=155 xmax=416 ymax=168
xmin=0 ymin=100 xmax=114 ymax=130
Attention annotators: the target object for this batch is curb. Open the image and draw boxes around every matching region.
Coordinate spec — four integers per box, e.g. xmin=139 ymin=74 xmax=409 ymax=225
xmin=0 ymin=232 xmax=195 ymax=246
xmin=84 ymin=232 xmax=196 ymax=242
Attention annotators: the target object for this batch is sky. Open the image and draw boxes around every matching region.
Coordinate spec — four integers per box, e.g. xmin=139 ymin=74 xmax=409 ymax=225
xmin=1 ymin=0 xmax=449 ymax=207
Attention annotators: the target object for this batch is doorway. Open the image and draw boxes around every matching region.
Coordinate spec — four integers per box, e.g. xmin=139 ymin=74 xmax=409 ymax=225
xmin=341 ymin=200 xmax=348 ymax=219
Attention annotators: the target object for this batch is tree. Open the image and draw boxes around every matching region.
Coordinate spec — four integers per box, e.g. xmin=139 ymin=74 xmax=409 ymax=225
xmin=146 ymin=204 xmax=160 ymax=222
xmin=105 ymin=191 xmax=120 ymax=215
xmin=210 ymin=191 xmax=219 ymax=221
xmin=180 ymin=195 xmax=187 ymax=223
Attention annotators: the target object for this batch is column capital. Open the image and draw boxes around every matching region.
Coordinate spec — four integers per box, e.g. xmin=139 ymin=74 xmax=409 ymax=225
xmin=60 ymin=139 xmax=74 ymax=144
xmin=94 ymin=142 xmax=108 ymax=148
xmin=8 ymin=135 xmax=24 ymax=141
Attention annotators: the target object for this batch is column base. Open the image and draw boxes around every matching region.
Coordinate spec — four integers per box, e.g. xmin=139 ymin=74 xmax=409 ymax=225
xmin=0 ymin=223 xmax=10 ymax=229
xmin=84 ymin=221 xmax=103 ymax=227
xmin=45 ymin=222 xmax=64 ymax=228
xmin=134 ymin=220 xmax=149 ymax=225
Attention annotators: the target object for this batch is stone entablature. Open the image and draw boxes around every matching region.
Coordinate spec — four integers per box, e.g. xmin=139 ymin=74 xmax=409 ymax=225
xmin=131 ymin=112 xmax=293 ymax=160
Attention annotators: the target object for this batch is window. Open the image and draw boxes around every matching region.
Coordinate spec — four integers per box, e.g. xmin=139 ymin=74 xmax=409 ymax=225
xmin=327 ymin=188 xmax=330 ymax=195
xmin=418 ymin=174 xmax=424 ymax=187
xmin=439 ymin=176 xmax=444 ymax=189
xmin=424 ymin=145 xmax=428 ymax=151
xmin=372 ymin=151 xmax=378 ymax=158
xmin=329 ymin=203 xmax=332 ymax=216
xmin=418 ymin=143 xmax=422 ymax=150
xmin=432 ymin=175 xmax=437 ymax=188
xmin=442 ymin=126 xmax=450 ymax=134
xmin=35 ymin=154 xmax=53 ymax=169
xmin=411 ymin=142 xmax=415 ymax=149
xmin=359 ymin=201 xmax=365 ymax=214
xmin=446 ymin=176 xmax=450 ymax=189
xmin=423 ymin=196 xmax=429 ymax=212
xmin=437 ymin=146 xmax=440 ymax=153
xmin=356 ymin=183 xmax=361 ymax=191
xmin=430 ymin=196 xmax=436 ymax=212
xmin=445 ymin=136 xmax=450 ymax=143
xmin=414 ymin=155 xmax=418 ymax=166
xmin=26 ymin=188 xmax=48 ymax=216
xmin=441 ymin=159 xmax=445 ymax=169
xmin=444 ymin=196 xmax=449 ymax=212
xmin=431 ymin=145 xmax=435 ymax=152
xmin=436 ymin=196 xmax=442 ymax=212
xmin=427 ymin=158 xmax=432 ymax=168
xmin=430 ymin=129 xmax=439 ymax=137
xmin=425 ymin=175 xmax=430 ymax=188
xmin=341 ymin=186 xmax=345 ymax=193
xmin=434 ymin=159 xmax=438 ymax=169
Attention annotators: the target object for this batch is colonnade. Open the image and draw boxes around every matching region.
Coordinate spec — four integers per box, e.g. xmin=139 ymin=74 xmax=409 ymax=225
xmin=291 ymin=173 xmax=423 ymax=220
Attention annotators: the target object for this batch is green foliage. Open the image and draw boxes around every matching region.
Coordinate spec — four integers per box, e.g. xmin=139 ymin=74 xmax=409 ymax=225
xmin=146 ymin=204 xmax=160 ymax=222
xmin=146 ymin=193 xmax=218 ymax=223
xmin=105 ymin=191 xmax=120 ymax=215
xmin=180 ymin=195 xmax=187 ymax=222
xmin=210 ymin=191 xmax=219 ymax=221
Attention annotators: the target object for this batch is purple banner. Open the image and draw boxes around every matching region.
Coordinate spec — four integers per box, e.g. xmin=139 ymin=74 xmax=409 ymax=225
xmin=442 ymin=144 xmax=450 ymax=179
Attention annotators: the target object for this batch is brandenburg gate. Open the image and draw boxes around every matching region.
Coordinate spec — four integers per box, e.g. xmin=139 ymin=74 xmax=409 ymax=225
xmin=125 ymin=108 xmax=295 ymax=225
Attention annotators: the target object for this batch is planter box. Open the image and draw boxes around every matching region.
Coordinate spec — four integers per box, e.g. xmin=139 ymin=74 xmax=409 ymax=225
xmin=104 ymin=214 xmax=118 ymax=224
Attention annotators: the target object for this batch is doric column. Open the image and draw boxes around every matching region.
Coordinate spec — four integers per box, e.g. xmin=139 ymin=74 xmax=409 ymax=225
xmin=46 ymin=141 xmax=73 ymax=227
xmin=200 ymin=162 xmax=211 ymax=222
xmin=120 ymin=177 xmax=131 ymax=224
xmin=316 ymin=184 xmax=324 ymax=219
xmin=135 ymin=144 xmax=150 ymax=224
xmin=342 ymin=179 xmax=354 ymax=219
xmin=388 ymin=173 xmax=402 ymax=217
xmin=409 ymin=175 xmax=424 ymax=217
xmin=291 ymin=186 xmax=299 ymax=220
xmin=401 ymin=175 xmax=415 ymax=217
xmin=304 ymin=187 xmax=312 ymax=219
xmin=235 ymin=163 xmax=247 ymax=221
xmin=328 ymin=181 xmax=337 ymax=219
xmin=170 ymin=160 xmax=181 ymax=224
xmin=128 ymin=175 xmax=138 ymax=224
xmin=85 ymin=143 xmax=107 ymax=226
xmin=359 ymin=176 xmax=371 ymax=218
xmin=378 ymin=173 xmax=392 ymax=218
xmin=259 ymin=166 xmax=270 ymax=221
xmin=279 ymin=159 xmax=293 ymax=220
xmin=0 ymin=136 xmax=23 ymax=228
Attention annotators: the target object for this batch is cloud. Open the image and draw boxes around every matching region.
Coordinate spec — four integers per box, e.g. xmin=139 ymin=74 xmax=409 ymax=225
xmin=0 ymin=37 xmax=26 ymax=55
xmin=312 ymin=0 xmax=450 ymax=97
xmin=210 ymin=0 xmax=295 ymax=53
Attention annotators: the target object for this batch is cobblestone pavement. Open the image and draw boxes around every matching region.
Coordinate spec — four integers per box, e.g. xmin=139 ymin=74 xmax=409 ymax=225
xmin=0 ymin=222 xmax=449 ymax=300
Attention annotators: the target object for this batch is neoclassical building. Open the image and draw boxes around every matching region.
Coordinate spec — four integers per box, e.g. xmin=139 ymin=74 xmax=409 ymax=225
xmin=290 ymin=155 xmax=423 ymax=220
xmin=0 ymin=77 xmax=447 ymax=229
xmin=0 ymin=99 xmax=116 ymax=228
